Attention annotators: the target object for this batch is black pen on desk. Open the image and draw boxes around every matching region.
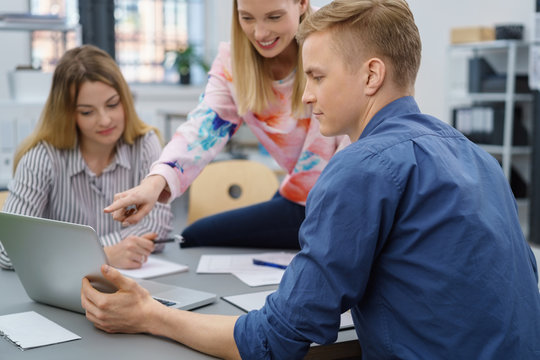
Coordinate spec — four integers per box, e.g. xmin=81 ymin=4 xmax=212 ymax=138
xmin=153 ymin=238 xmax=176 ymax=244
xmin=252 ymin=258 xmax=287 ymax=270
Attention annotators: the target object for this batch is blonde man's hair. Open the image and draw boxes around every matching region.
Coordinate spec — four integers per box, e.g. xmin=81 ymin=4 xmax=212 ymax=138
xmin=13 ymin=44 xmax=161 ymax=172
xmin=231 ymin=0 xmax=312 ymax=116
xmin=296 ymin=0 xmax=421 ymax=90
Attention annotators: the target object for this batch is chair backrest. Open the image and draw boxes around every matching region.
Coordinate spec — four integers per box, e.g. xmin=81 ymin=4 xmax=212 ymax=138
xmin=0 ymin=191 xmax=8 ymax=211
xmin=187 ymin=159 xmax=280 ymax=224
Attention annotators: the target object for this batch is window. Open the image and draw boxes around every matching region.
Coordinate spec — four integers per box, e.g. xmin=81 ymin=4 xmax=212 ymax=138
xmin=115 ymin=0 xmax=205 ymax=83
xmin=30 ymin=0 xmax=79 ymax=71
xmin=31 ymin=0 xmax=205 ymax=84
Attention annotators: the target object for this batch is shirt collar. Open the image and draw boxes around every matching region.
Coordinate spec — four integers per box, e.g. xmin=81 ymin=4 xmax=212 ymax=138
xmin=67 ymin=138 xmax=132 ymax=177
xmin=359 ymin=96 xmax=420 ymax=140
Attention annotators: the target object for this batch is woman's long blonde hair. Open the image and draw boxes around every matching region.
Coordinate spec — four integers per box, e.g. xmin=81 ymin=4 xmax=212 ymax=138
xmin=231 ymin=0 xmax=312 ymax=116
xmin=13 ymin=44 xmax=160 ymax=172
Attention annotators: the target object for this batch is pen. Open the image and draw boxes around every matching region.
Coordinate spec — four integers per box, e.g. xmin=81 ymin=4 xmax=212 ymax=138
xmin=153 ymin=238 xmax=176 ymax=244
xmin=252 ymin=259 xmax=287 ymax=270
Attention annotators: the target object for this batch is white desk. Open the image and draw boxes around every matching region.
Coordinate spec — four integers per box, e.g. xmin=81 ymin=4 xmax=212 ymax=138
xmin=0 ymin=246 xmax=360 ymax=359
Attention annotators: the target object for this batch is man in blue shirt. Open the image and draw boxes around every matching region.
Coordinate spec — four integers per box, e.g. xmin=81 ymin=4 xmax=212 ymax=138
xmin=81 ymin=0 xmax=540 ymax=358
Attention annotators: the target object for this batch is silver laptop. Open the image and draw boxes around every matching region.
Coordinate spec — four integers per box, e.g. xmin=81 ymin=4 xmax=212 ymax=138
xmin=0 ymin=212 xmax=216 ymax=313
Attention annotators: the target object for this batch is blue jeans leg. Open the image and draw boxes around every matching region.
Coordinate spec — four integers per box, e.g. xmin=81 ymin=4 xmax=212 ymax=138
xmin=180 ymin=193 xmax=304 ymax=249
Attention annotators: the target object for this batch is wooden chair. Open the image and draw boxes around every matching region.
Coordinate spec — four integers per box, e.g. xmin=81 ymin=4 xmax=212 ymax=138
xmin=0 ymin=191 xmax=8 ymax=211
xmin=187 ymin=159 xmax=280 ymax=224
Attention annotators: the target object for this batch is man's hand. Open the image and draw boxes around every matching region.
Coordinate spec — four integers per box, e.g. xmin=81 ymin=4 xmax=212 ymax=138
xmin=103 ymin=232 xmax=157 ymax=269
xmin=81 ymin=264 xmax=157 ymax=334
xmin=82 ymin=265 xmax=241 ymax=359
xmin=104 ymin=175 xmax=167 ymax=226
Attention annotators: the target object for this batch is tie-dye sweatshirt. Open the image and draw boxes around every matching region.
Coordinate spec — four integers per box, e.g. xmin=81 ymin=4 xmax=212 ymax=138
xmin=149 ymin=42 xmax=349 ymax=206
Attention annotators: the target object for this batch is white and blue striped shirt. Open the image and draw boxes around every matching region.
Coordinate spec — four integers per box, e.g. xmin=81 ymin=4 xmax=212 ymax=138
xmin=0 ymin=131 xmax=173 ymax=269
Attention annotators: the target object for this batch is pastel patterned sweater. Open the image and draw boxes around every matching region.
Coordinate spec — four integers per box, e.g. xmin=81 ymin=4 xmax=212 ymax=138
xmin=150 ymin=42 xmax=349 ymax=205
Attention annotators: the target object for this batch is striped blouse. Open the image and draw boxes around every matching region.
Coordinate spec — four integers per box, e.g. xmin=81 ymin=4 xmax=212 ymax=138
xmin=0 ymin=131 xmax=173 ymax=269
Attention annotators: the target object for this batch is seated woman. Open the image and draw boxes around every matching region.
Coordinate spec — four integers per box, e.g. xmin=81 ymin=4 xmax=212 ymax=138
xmin=0 ymin=45 xmax=172 ymax=270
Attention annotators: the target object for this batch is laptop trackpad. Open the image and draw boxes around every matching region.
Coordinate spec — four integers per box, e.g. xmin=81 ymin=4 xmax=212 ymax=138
xmin=137 ymin=279 xmax=175 ymax=292
xmin=136 ymin=279 xmax=216 ymax=310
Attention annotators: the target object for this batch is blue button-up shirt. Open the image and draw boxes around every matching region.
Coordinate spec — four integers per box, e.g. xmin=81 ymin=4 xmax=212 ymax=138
xmin=234 ymin=96 xmax=540 ymax=359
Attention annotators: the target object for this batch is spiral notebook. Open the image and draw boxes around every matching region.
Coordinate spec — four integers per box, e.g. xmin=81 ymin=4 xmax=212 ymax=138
xmin=0 ymin=311 xmax=80 ymax=350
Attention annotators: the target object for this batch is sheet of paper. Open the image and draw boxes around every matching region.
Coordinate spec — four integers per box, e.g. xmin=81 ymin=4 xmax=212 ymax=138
xmin=196 ymin=252 xmax=296 ymax=273
xmin=222 ymin=290 xmax=354 ymax=330
xmin=197 ymin=252 xmax=296 ymax=286
xmin=0 ymin=311 xmax=80 ymax=350
xmin=232 ymin=269 xmax=285 ymax=287
xmin=196 ymin=253 xmax=261 ymax=273
xmin=251 ymin=252 xmax=296 ymax=267
xmin=119 ymin=256 xmax=188 ymax=279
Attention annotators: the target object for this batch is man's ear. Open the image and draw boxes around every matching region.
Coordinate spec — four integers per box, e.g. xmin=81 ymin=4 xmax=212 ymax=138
xmin=364 ymin=58 xmax=386 ymax=96
xmin=299 ymin=0 xmax=309 ymax=16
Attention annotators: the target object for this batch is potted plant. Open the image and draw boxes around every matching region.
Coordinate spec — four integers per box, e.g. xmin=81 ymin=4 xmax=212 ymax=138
xmin=172 ymin=44 xmax=210 ymax=85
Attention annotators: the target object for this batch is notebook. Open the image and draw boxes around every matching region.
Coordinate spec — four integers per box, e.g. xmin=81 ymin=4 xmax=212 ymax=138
xmin=0 ymin=311 xmax=81 ymax=350
xmin=0 ymin=212 xmax=216 ymax=313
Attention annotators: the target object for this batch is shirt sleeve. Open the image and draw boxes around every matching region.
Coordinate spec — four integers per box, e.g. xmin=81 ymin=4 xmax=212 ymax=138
xmin=100 ymin=132 xmax=173 ymax=250
xmin=234 ymin=148 xmax=401 ymax=358
xmin=0 ymin=144 xmax=54 ymax=269
xmin=149 ymin=43 xmax=242 ymax=202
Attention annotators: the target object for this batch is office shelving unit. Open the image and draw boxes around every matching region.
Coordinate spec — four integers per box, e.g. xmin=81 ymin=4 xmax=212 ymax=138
xmin=447 ymin=40 xmax=533 ymax=238
xmin=447 ymin=40 xmax=533 ymax=179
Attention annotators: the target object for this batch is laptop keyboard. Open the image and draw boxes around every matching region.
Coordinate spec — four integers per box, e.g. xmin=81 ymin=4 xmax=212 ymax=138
xmin=153 ymin=297 xmax=177 ymax=307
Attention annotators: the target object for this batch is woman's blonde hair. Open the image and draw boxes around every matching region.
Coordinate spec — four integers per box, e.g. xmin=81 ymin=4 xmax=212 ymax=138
xmin=231 ymin=0 xmax=312 ymax=116
xmin=13 ymin=44 xmax=160 ymax=172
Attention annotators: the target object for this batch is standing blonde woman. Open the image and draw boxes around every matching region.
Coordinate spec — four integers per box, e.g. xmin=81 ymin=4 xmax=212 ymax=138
xmin=0 ymin=45 xmax=172 ymax=270
xmin=105 ymin=0 xmax=349 ymax=249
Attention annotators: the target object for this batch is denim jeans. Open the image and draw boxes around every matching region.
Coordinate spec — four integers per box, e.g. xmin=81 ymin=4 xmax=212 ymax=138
xmin=180 ymin=192 xmax=304 ymax=249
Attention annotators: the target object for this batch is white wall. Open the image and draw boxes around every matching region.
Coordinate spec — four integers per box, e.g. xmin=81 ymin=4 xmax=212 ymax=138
xmin=205 ymin=0 xmax=233 ymax=62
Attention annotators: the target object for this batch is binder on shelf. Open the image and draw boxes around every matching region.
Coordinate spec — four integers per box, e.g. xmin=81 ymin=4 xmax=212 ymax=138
xmin=452 ymin=104 xmax=528 ymax=146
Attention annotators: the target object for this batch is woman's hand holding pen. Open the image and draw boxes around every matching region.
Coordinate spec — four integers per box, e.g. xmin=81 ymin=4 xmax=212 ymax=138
xmin=104 ymin=232 xmax=157 ymax=269
xmin=104 ymin=175 xmax=166 ymax=226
